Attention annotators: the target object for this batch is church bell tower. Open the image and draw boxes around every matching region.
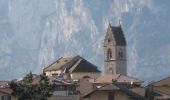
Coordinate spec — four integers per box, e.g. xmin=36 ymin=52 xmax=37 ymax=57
xmin=103 ymin=23 xmax=127 ymax=75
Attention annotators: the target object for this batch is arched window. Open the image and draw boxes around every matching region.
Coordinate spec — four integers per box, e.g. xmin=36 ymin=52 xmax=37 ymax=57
xmin=107 ymin=48 xmax=112 ymax=60
xmin=108 ymin=38 xmax=111 ymax=42
xmin=118 ymin=49 xmax=123 ymax=59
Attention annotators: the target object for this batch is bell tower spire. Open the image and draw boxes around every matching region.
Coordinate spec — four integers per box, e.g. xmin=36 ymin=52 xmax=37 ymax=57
xmin=103 ymin=23 xmax=127 ymax=75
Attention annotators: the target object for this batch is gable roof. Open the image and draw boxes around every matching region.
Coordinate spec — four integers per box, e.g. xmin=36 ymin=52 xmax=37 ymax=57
xmin=43 ymin=55 xmax=101 ymax=73
xmin=43 ymin=56 xmax=74 ymax=71
xmin=70 ymin=58 xmax=101 ymax=72
xmin=93 ymin=74 xmax=143 ymax=84
xmin=0 ymin=81 xmax=13 ymax=95
xmin=97 ymin=84 xmax=120 ymax=91
xmin=83 ymin=83 xmax=145 ymax=100
xmin=0 ymin=87 xmax=13 ymax=95
xmin=150 ymin=77 xmax=170 ymax=86
xmin=117 ymin=84 xmax=145 ymax=100
xmin=105 ymin=24 xmax=126 ymax=46
xmin=0 ymin=81 xmax=9 ymax=87
xmin=129 ymin=87 xmax=161 ymax=98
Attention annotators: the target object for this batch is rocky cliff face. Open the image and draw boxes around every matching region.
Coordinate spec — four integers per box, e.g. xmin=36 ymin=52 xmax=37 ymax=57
xmin=0 ymin=0 xmax=170 ymax=81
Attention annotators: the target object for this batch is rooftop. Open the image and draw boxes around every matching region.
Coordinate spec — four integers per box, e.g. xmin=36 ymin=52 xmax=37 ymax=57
xmin=44 ymin=55 xmax=101 ymax=73
xmin=105 ymin=23 xmax=126 ymax=46
xmin=150 ymin=77 xmax=170 ymax=86
xmin=93 ymin=74 xmax=143 ymax=84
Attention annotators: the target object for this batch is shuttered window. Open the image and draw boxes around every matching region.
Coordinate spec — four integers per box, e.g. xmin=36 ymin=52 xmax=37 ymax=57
xmin=1 ymin=96 xmax=11 ymax=100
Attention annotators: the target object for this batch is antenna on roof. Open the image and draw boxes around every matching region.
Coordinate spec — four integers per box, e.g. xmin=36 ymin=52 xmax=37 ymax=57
xmin=104 ymin=17 xmax=110 ymax=27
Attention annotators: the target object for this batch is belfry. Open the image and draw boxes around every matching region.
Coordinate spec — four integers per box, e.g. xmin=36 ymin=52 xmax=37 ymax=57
xmin=103 ymin=23 xmax=127 ymax=75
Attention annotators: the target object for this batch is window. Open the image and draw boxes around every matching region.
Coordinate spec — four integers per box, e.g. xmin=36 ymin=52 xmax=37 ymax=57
xmin=107 ymin=48 xmax=112 ymax=60
xmin=54 ymin=85 xmax=66 ymax=91
xmin=118 ymin=49 xmax=123 ymax=59
xmin=108 ymin=38 xmax=111 ymax=42
xmin=52 ymin=73 xmax=58 ymax=77
xmin=1 ymin=96 xmax=11 ymax=100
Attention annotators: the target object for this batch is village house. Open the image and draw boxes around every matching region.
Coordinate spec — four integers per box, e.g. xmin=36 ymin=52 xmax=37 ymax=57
xmin=0 ymin=81 xmax=16 ymax=100
xmin=82 ymin=82 xmax=161 ymax=100
xmin=82 ymin=83 xmax=145 ymax=100
xmin=148 ymin=77 xmax=170 ymax=100
xmin=43 ymin=55 xmax=101 ymax=80
xmin=92 ymin=74 xmax=143 ymax=86
xmin=43 ymin=55 xmax=101 ymax=100
xmin=47 ymin=77 xmax=79 ymax=100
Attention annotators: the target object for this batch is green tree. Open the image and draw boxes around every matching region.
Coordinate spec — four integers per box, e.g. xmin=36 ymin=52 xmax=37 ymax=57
xmin=9 ymin=72 xmax=54 ymax=100
xmin=35 ymin=73 xmax=54 ymax=100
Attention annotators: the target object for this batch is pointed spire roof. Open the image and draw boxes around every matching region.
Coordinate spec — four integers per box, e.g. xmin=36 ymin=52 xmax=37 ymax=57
xmin=106 ymin=23 xmax=126 ymax=46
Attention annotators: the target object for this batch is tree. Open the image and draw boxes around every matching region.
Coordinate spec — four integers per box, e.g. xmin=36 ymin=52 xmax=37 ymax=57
xmin=35 ymin=73 xmax=54 ymax=100
xmin=9 ymin=72 xmax=54 ymax=100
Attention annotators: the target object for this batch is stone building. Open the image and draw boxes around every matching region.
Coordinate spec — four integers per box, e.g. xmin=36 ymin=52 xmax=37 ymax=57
xmin=47 ymin=78 xmax=79 ymax=100
xmin=43 ymin=55 xmax=101 ymax=80
xmin=104 ymin=23 xmax=127 ymax=75
xmin=78 ymin=23 xmax=154 ymax=100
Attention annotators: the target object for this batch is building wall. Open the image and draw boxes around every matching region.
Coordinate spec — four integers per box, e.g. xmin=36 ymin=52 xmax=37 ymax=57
xmin=0 ymin=92 xmax=16 ymax=100
xmin=104 ymin=46 xmax=127 ymax=75
xmin=114 ymin=91 xmax=132 ymax=100
xmin=77 ymin=79 xmax=93 ymax=96
xmin=53 ymin=91 xmax=68 ymax=96
xmin=153 ymin=86 xmax=170 ymax=94
xmin=89 ymin=91 xmax=108 ymax=100
xmin=104 ymin=42 xmax=116 ymax=75
xmin=48 ymin=95 xmax=79 ymax=100
xmin=45 ymin=71 xmax=101 ymax=80
xmin=71 ymin=72 xmax=101 ymax=80
xmin=115 ymin=46 xmax=127 ymax=75
xmin=45 ymin=70 xmax=62 ymax=76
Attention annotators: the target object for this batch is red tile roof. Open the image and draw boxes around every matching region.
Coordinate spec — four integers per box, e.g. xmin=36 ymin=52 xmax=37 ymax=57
xmin=0 ymin=87 xmax=13 ymax=95
xmin=0 ymin=81 xmax=13 ymax=95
